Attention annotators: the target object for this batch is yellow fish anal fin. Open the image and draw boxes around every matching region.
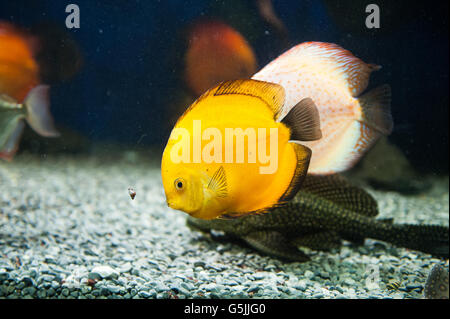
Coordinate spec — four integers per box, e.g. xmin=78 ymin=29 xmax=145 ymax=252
xmin=206 ymin=79 xmax=286 ymax=120
xmin=278 ymin=143 xmax=311 ymax=203
xmin=207 ymin=166 xmax=228 ymax=198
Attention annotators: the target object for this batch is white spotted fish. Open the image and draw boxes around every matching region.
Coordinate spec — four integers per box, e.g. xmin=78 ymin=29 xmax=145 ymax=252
xmin=424 ymin=263 xmax=449 ymax=299
xmin=252 ymin=42 xmax=393 ymax=174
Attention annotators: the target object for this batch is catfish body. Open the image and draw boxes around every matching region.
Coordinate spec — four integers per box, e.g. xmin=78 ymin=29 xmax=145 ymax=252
xmin=187 ymin=174 xmax=449 ymax=261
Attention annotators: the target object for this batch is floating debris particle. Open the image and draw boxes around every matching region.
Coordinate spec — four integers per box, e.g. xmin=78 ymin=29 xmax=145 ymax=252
xmin=128 ymin=187 xmax=136 ymax=200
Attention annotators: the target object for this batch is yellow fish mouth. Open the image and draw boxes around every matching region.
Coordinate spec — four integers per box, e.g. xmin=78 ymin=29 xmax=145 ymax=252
xmin=165 ymin=198 xmax=177 ymax=210
xmin=166 ymin=198 xmax=201 ymax=218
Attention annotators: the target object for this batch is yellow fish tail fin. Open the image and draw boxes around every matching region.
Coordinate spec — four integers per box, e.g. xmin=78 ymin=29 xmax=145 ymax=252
xmin=278 ymin=143 xmax=311 ymax=202
xmin=281 ymin=98 xmax=322 ymax=141
xmin=358 ymin=84 xmax=393 ymax=135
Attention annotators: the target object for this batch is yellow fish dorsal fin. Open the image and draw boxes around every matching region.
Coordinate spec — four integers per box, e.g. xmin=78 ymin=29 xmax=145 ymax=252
xmin=200 ymin=79 xmax=286 ymax=120
xmin=207 ymin=166 xmax=228 ymax=198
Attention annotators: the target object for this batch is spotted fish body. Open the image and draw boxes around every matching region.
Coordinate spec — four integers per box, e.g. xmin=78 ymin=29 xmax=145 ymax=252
xmin=253 ymin=42 xmax=393 ymax=174
xmin=187 ymin=175 xmax=449 ymax=262
xmin=424 ymin=263 xmax=449 ymax=299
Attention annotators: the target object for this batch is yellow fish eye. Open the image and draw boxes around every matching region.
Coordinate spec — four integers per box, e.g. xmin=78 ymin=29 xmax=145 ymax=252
xmin=174 ymin=178 xmax=185 ymax=191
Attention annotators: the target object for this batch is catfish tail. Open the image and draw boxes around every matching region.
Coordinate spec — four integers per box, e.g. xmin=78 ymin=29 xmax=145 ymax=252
xmin=384 ymin=224 xmax=449 ymax=258
xmin=340 ymin=219 xmax=449 ymax=258
xmin=301 ymin=200 xmax=449 ymax=258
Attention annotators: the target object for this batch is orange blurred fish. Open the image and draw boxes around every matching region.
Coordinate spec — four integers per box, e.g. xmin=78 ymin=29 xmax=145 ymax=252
xmin=0 ymin=22 xmax=59 ymax=160
xmin=184 ymin=20 xmax=257 ymax=97
xmin=252 ymin=42 xmax=393 ymax=174
xmin=0 ymin=22 xmax=40 ymax=102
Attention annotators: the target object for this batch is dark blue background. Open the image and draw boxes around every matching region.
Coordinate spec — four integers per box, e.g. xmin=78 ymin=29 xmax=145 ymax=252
xmin=0 ymin=0 xmax=448 ymax=172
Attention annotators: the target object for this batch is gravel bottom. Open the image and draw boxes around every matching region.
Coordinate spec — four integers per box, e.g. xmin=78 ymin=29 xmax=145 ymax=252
xmin=0 ymin=153 xmax=448 ymax=299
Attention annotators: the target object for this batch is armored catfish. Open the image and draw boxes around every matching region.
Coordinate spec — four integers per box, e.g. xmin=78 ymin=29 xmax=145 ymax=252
xmin=187 ymin=174 xmax=449 ymax=261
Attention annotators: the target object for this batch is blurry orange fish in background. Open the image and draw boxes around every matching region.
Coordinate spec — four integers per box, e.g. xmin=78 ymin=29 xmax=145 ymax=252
xmin=0 ymin=21 xmax=82 ymax=161
xmin=184 ymin=20 xmax=258 ymax=97
xmin=0 ymin=22 xmax=39 ymax=102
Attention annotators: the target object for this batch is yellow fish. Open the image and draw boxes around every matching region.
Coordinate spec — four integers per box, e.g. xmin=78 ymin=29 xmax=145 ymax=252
xmin=252 ymin=42 xmax=393 ymax=174
xmin=161 ymin=79 xmax=321 ymax=220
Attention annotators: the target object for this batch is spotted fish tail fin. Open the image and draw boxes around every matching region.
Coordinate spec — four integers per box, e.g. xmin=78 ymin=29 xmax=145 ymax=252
xmin=357 ymin=84 xmax=393 ymax=135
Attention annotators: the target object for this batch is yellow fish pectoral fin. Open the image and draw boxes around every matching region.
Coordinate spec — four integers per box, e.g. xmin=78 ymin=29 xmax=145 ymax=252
xmin=202 ymin=79 xmax=286 ymax=120
xmin=278 ymin=143 xmax=312 ymax=203
xmin=281 ymin=98 xmax=322 ymax=141
xmin=207 ymin=166 xmax=228 ymax=198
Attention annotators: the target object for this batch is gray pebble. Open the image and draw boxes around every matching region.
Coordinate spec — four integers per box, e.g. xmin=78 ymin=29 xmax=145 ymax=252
xmin=138 ymin=291 xmax=153 ymax=298
xmin=39 ymin=275 xmax=56 ymax=283
xmin=89 ymin=266 xmax=119 ymax=280
xmin=106 ymin=285 xmax=122 ymax=294
xmin=0 ymin=271 xmax=10 ymax=281
xmin=47 ymin=288 xmax=56 ymax=297
xmin=193 ymin=261 xmax=206 ymax=268
xmin=304 ymin=271 xmax=314 ymax=279
xmin=61 ymin=288 xmax=70 ymax=297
